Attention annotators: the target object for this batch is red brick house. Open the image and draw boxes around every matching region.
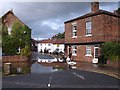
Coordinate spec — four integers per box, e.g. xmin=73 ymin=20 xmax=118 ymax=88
xmin=1 ymin=10 xmax=32 ymax=53
xmin=2 ymin=10 xmax=31 ymax=35
xmin=64 ymin=2 xmax=120 ymax=63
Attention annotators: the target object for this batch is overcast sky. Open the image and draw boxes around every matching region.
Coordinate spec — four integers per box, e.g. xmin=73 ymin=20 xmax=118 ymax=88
xmin=0 ymin=2 xmax=119 ymax=40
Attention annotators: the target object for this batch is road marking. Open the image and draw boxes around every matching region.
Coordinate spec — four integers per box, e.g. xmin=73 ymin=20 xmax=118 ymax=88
xmin=72 ymin=72 xmax=85 ymax=80
xmin=16 ymin=82 xmax=20 ymax=84
xmin=48 ymin=84 xmax=50 ymax=87
xmin=47 ymin=72 xmax=53 ymax=87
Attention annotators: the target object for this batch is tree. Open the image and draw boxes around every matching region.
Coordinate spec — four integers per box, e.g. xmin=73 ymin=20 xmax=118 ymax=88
xmin=52 ymin=32 xmax=65 ymax=39
xmin=116 ymin=7 xmax=120 ymax=14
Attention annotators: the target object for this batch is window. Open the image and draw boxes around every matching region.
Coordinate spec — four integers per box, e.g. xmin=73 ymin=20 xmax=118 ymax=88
xmin=72 ymin=46 xmax=77 ymax=56
xmin=48 ymin=43 xmax=51 ymax=46
xmin=8 ymin=26 xmax=12 ymax=35
xmin=86 ymin=21 xmax=92 ymax=36
xmin=72 ymin=22 xmax=77 ymax=38
xmin=86 ymin=45 xmax=92 ymax=56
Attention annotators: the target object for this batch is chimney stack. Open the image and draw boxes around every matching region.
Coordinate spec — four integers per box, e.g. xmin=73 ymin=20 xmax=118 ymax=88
xmin=114 ymin=10 xmax=119 ymax=15
xmin=91 ymin=2 xmax=99 ymax=12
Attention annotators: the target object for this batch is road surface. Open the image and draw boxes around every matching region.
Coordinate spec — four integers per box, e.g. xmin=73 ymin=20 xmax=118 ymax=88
xmin=2 ymin=52 xmax=119 ymax=89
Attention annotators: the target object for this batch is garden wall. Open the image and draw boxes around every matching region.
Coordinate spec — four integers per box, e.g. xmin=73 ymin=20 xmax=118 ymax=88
xmin=2 ymin=55 xmax=31 ymax=75
xmin=107 ymin=60 xmax=120 ymax=69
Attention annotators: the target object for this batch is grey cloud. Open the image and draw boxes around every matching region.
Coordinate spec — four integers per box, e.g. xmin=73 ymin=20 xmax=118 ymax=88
xmin=1 ymin=2 xmax=118 ymax=39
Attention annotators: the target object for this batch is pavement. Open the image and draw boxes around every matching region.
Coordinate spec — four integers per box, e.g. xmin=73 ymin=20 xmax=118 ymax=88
xmin=74 ymin=61 xmax=119 ymax=79
xmin=45 ymin=53 xmax=119 ymax=79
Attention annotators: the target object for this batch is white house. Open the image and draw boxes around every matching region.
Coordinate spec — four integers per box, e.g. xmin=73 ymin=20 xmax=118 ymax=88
xmin=37 ymin=39 xmax=65 ymax=53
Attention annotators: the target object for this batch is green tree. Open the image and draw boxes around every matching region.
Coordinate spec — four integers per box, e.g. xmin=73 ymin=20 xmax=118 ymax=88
xmin=52 ymin=32 xmax=65 ymax=39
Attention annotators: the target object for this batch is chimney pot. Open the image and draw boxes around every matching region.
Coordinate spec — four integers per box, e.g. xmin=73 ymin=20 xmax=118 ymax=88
xmin=91 ymin=2 xmax=99 ymax=12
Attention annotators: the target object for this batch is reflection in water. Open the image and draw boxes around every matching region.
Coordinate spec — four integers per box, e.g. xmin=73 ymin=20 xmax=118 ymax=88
xmin=31 ymin=62 xmax=59 ymax=74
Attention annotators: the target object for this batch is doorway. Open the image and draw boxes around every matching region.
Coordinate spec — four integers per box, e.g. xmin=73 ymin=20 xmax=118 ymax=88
xmin=92 ymin=46 xmax=98 ymax=63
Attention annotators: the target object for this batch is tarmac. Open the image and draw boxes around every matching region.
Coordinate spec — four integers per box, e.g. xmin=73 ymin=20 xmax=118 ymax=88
xmin=45 ymin=53 xmax=119 ymax=79
xmin=74 ymin=61 xmax=119 ymax=79
xmin=49 ymin=55 xmax=120 ymax=79
xmin=38 ymin=61 xmax=119 ymax=79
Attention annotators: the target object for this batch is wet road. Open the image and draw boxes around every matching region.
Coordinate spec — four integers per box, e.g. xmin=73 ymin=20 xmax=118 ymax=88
xmin=2 ymin=69 xmax=119 ymax=88
xmin=2 ymin=52 xmax=119 ymax=89
xmin=31 ymin=52 xmax=54 ymax=60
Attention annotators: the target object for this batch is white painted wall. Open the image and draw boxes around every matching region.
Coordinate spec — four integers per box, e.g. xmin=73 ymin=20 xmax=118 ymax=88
xmin=38 ymin=43 xmax=53 ymax=52
xmin=38 ymin=43 xmax=64 ymax=53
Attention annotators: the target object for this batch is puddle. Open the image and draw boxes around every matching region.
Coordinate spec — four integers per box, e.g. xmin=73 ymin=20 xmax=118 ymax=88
xmin=31 ymin=62 xmax=61 ymax=74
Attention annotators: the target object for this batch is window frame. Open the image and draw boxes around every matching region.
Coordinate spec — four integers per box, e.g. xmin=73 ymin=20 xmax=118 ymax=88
xmin=72 ymin=45 xmax=77 ymax=56
xmin=85 ymin=45 xmax=92 ymax=56
xmin=86 ymin=21 xmax=92 ymax=36
xmin=72 ymin=22 xmax=77 ymax=38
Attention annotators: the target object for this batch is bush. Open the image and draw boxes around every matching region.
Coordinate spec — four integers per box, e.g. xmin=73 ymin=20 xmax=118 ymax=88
xmin=98 ymin=55 xmax=107 ymax=64
xmin=101 ymin=42 xmax=120 ymax=62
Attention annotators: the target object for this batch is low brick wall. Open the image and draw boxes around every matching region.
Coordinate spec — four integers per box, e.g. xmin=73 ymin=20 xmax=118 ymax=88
xmin=107 ymin=60 xmax=120 ymax=69
xmin=2 ymin=55 xmax=29 ymax=63
xmin=2 ymin=55 xmax=31 ymax=75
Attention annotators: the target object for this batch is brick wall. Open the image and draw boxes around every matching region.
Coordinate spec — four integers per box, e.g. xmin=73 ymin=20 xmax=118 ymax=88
xmin=2 ymin=55 xmax=29 ymax=63
xmin=65 ymin=14 xmax=119 ymax=44
xmin=2 ymin=55 xmax=31 ymax=74
xmin=65 ymin=14 xmax=119 ymax=63
xmin=3 ymin=11 xmax=24 ymax=27
xmin=102 ymin=14 xmax=119 ymax=42
xmin=107 ymin=60 xmax=120 ymax=69
xmin=70 ymin=45 xmax=98 ymax=63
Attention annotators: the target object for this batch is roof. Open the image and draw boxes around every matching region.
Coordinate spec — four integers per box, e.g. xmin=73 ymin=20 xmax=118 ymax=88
xmin=39 ymin=39 xmax=53 ymax=43
xmin=38 ymin=38 xmax=65 ymax=44
xmin=64 ymin=9 xmax=120 ymax=23
xmin=31 ymin=38 xmax=39 ymax=43
xmin=1 ymin=10 xmax=31 ymax=30
xmin=53 ymin=39 xmax=65 ymax=44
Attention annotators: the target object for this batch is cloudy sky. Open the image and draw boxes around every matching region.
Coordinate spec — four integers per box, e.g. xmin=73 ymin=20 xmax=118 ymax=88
xmin=0 ymin=1 xmax=119 ymax=40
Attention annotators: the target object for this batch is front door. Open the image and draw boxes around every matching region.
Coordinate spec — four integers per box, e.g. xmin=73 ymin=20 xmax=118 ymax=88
xmin=92 ymin=46 xmax=98 ymax=63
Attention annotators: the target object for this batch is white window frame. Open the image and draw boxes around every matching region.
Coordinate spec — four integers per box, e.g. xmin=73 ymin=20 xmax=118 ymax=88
xmin=72 ymin=22 xmax=77 ymax=38
xmin=86 ymin=21 xmax=92 ymax=36
xmin=8 ymin=26 xmax=12 ymax=35
xmin=85 ymin=45 xmax=92 ymax=56
xmin=72 ymin=45 xmax=77 ymax=56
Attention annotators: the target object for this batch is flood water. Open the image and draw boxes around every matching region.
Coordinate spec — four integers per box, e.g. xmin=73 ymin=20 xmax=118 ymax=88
xmin=31 ymin=61 xmax=60 ymax=74
xmin=31 ymin=52 xmax=64 ymax=74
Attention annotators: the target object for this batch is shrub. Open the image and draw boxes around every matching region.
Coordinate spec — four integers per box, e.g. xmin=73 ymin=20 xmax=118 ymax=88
xmin=101 ymin=42 xmax=120 ymax=62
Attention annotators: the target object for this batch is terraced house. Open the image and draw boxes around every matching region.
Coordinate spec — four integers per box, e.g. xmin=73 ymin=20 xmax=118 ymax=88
xmin=65 ymin=2 xmax=120 ymax=63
